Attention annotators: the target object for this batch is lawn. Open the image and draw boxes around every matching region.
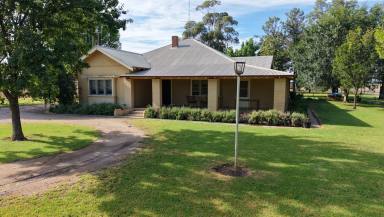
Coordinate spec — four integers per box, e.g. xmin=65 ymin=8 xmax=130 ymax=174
xmin=0 ymin=100 xmax=383 ymax=217
xmin=0 ymin=123 xmax=99 ymax=163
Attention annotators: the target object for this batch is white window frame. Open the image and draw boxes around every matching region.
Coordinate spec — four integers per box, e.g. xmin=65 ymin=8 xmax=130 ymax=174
xmin=88 ymin=78 xmax=113 ymax=96
xmin=190 ymin=80 xmax=208 ymax=96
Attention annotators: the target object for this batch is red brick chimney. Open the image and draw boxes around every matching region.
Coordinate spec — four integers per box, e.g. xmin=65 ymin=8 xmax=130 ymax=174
xmin=172 ymin=36 xmax=179 ymax=48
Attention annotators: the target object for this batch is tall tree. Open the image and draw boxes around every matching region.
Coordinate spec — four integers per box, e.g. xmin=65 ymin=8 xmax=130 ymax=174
xmin=226 ymin=38 xmax=260 ymax=57
xmin=182 ymin=0 xmax=239 ymax=52
xmin=283 ymin=8 xmax=305 ymax=92
xmin=333 ymin=28 xmax=374 ymax=109
xmin=374 ymin=27 xmax=384 ymax=99
xmin=293 ymin=0 xmax=370 ymax=91
xmin=259 ymin=17 xmax=289 ymax=71
xmin=0 ymin=0 xmax=128 ymax=140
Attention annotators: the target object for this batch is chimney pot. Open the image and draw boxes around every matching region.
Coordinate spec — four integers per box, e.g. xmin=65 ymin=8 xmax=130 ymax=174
xmin=172 ymin=36 xmax=179 ymax=48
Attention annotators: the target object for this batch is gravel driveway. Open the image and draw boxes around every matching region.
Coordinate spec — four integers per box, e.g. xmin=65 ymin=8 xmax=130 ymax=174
xmin=0 ymin=106 xmax=145 ymax=196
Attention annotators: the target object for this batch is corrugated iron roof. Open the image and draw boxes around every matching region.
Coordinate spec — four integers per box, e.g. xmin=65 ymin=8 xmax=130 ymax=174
xmin=233 ymin=56 xmax=273 ymax=69
xmin=82 ymin=39 xmax=292 ymax=78
xmin=82 ymin=46 xmax=151 ymax=69
xmin=128 ymin=39 xmax=292 ymax=78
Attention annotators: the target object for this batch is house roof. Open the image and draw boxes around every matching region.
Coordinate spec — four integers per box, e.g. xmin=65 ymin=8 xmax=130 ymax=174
xmin=126 ymin=39 xmax=292 ymax=78
xmin=232 ymin=56 xmax=273 ymax=69
xmin=82 ymin=39 xmax=292 ymax=78
xmin=81 ymin=46 xmax=151 ymax=69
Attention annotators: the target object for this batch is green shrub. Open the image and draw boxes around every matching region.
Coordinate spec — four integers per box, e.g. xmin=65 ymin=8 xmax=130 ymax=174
xmin=188 ymin=109 xmax=201 ymax=121
xmin=248 ymin=111 xmax=260 ymax=125
xmin=50 ymin=103 xmax=122 ymax=116
xmin=279 ymin=112 xmax=291 ymax=126
xmin=159 ymin=107 xmax=170 ymax=119
xmin=144 ymin=106 xmax=158 ymax=118
xmin=291 ymin=112 xmax=307 ymax=127
xmin=200 ymin=110 xmax=212 ymax=122
xmin=222 ymin=110 xmax=236 ymax=123
xmin=144 ymin=106 xmax=309 ymax=128
xmin=211 ymin=111 xmax=224 ymax=122
xmin=175 ymin=107 xmax=190 ymax=120
xmin=264 ymin=110 xmax=280 ymax=126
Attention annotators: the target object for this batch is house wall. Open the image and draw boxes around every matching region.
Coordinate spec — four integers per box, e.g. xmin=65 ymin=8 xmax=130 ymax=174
xmin=172 ymin=79 xmax=191 ymax=106
xmin=116 ymin=78 xmax=134 ymax=107
xmin=79 ymin=51 xmax=131 ymax=104
xmin=219 ymin=78 xmax=275 ymax=110
xmin=220 ymin=79 xmax=236 ymax=109
xmin=273 ymin=78 xmax=290 ymax=111
xmin=250 ymin=79 xmax=274 ymax=110
xmin=134 ymin=79 xmax=152 ymax=108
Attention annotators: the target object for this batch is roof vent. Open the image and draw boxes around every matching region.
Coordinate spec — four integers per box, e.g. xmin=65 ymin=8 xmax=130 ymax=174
xmin=172 ymin=36 xmax=179 ymax=48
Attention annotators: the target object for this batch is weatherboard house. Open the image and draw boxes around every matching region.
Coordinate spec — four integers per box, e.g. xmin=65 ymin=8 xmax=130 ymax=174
xmin=79 ymin=36 xmax=293 ymax=111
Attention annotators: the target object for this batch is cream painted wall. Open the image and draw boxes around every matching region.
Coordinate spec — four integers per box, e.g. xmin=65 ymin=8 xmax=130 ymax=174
xmin=250 ymin=79 xmax=274 ymax=110
xmin=134 ymin=79 xmax=152 ymax=108
xmin=116 ymin=78 xmax=134 ymax=107
xmin=273 ymin=78 xmax=289 ymax=112
xmin=79 ymin=51 xmax=131 ymax=104
xmin=220 ymin=78 xmax=276 ymax=110
xmin=152 ymin=79 xmax=162 ymax=108
xmin=208 ymin=79 xmax=220 ymax=111
xmin=172 ymin=79 xmax=191 ymax=106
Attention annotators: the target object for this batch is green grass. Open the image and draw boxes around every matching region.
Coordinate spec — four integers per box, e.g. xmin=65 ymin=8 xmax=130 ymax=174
xmin=0 ymin=100 xmax=383 ymax=217
xmin=0 ymin=123 xmax=99 ymax=163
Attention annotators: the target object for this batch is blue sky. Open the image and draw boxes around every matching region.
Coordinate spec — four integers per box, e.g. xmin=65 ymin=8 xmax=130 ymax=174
xmin=119 ymin=0 xmax=381 ymax=53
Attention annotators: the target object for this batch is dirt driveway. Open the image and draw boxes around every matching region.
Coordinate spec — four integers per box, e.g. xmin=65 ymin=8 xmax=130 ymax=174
xmin=0 ymin=106 xmax=145 ymax=196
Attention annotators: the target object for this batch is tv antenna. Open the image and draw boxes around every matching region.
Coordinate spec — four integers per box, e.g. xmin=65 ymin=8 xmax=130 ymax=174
xmin=188 ymin=0 xmax=191 ymax=22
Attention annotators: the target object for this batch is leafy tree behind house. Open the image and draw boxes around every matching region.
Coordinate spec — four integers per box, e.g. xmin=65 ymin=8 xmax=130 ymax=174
xmin=259 ymin=17 xmax=289 ymax=71
xmin=333 ymin=28 xmax=374 ymax=109
xmin=0 ymin=0 xmax=128 ymax=141
xmin=183 ymin=0 xmax=239 ymax=52
xmin=226 ymin=38 xmax=260 ymax=57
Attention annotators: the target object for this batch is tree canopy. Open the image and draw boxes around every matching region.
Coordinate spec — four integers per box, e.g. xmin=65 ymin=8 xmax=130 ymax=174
xmin=0 ymin=0 xmax=128 ymax=140
xmin=333 ymin=28 xmax=375 ymax=108
xmin=183 ymin=0 xmax=239 ymax=52
xmin=226 ymin=38 xmax=260 ymax=57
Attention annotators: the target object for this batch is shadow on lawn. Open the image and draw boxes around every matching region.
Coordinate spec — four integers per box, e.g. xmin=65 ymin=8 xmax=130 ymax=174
xmin=0 ymin=129 xmax=97 ymax=163
xmin=312 ymin=100 xmax=372 ymax=127
xmin=92 ymin=128 xmax=384 ymax=216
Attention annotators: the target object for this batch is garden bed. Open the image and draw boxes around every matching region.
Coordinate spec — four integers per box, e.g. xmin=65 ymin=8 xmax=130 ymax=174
xmin=144 ymin=106 xmax=311 ymax=128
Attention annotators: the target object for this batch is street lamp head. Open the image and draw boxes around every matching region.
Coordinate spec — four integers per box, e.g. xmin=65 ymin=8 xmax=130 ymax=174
xmin=234 ymin=61 xmax=246 ymax=76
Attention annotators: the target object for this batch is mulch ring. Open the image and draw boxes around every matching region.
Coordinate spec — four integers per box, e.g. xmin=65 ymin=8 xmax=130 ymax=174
xmin=212 ymin=163 xmax=251 ymax=177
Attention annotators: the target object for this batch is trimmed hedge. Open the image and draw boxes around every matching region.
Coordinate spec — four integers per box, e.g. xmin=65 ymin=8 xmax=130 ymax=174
xmin=50 ymin=103 xmax=123 ymax=116
xmin=145 ymin=106 xmax=311 ymax=128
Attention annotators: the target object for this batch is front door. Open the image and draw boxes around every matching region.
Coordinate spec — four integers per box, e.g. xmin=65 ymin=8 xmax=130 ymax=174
xmin=162 ymin=80 xmax=172 ymax=106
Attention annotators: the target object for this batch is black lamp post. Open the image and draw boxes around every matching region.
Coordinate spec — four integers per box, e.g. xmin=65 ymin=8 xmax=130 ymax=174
xmin=234 ymin=61 xmax=245 ymax=170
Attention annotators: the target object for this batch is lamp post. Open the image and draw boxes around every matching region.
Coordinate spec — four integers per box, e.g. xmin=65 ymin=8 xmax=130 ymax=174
xmin=234 ymin=61 xmax=246 ymax=170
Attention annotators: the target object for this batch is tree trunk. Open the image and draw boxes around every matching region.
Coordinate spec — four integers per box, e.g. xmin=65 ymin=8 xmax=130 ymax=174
xmin=3 ymin=91 xmax=26 ymax=141
xmin=380 ymin=80 xmax=384 ymax=100
xmin=343 ymin=89 xmax=349 ymax=103
xmin=353 ymin=93 xmax=357 ymax=109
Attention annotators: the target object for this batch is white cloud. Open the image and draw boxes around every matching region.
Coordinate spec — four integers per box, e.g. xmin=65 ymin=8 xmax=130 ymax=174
xmin=119 ymin=0 xmax=315 ymax=53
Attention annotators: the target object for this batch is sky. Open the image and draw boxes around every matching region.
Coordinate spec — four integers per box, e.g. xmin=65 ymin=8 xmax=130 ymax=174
xmin=119 ymin=0 xmax=381 ymax=53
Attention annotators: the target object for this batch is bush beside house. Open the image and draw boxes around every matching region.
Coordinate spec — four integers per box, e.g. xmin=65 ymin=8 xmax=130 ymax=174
xmin=50 ymin=103 xmax=123 ymax=116
xmin=145 ymin=106 xmax=311 ymax=128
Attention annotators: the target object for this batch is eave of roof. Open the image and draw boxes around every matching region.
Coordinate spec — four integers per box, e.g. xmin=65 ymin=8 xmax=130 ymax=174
xmin=81 ymin=46 xmax=151 ymax=69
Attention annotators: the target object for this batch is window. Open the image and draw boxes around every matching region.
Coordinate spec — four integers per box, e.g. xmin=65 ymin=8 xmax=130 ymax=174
xmin=106 ymin=80 xmax=112 ymax=95
xmin=97 ymin=80 xmax=105 ymax=95
xmin=191 ymin=80 xmax=208 ymax=96
xmin=89 ymin=79 xmax=112 ymax=96
xmin=240 ymin=80 xmax=249 ymax=98
xmin=89 ymin=80 xmax=97 ymax=95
